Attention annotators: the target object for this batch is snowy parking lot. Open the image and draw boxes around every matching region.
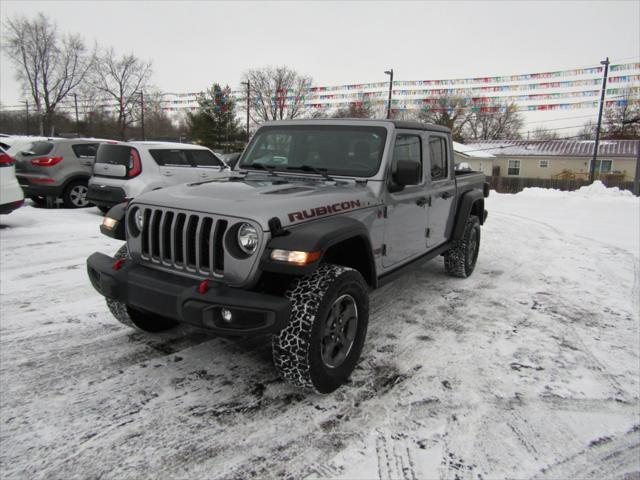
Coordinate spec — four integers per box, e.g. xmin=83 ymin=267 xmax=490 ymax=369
xmin=1 ymin=184 xmax=639 ymax=479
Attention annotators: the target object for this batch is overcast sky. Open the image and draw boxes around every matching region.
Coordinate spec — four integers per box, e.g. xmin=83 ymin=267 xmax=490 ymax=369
xmin=0 ymin=0 xmax=638 ymax=129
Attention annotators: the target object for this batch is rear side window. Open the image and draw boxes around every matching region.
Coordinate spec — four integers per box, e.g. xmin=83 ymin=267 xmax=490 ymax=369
xmin=188 ymin=149 xmax=224 ymax=167
xmin=24 ymin=141 xmax=54 ymax=156
xmin=96 ymin=144 xmax=137 ymax=165
xmin=149 ymin=149 xmax=191 ymax=167
xmin=72 ymin=143 xmax=99 ymax=159
xmin=429 ymin=137 xmax=448 ymax=181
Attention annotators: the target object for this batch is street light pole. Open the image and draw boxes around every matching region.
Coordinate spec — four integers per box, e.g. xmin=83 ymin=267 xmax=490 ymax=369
xmin=140 ymin=91 xmax=145 ymax=141
xmin=241 ymin=80 xmax=251 ymax=140
xmin=589 ymin=57 xmax=610 ymax=184
xmin=384 ymin=69 xmax=394 ymax=119
xmin=73 ymin=93 xmax=80 ymax=135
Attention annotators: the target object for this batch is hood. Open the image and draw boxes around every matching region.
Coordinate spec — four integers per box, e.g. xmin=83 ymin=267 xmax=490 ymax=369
xmin=133 ymin=173 xmax=379 ymax=230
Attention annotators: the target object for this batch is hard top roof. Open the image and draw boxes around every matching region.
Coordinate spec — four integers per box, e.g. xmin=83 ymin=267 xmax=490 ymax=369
xmin=260 ymin=118 xmax=451 ymax=134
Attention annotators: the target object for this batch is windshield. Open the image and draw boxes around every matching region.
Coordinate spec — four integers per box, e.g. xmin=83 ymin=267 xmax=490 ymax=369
xmin=239 ymin=125 xmax=387 ymax=177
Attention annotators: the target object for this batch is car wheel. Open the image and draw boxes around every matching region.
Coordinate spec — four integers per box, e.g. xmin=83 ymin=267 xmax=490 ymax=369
xmin=62 ymin=180 xmax=92 ymax=208
xmin=105 ymin=244 xmax=179 ymax=333
xmin=272 ymin=264 xmax=369 ymax=393
xmin=444 ymin=215 xmax=481 ymax=278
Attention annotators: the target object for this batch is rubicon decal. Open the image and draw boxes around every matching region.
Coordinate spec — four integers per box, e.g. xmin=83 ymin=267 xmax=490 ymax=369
xmin=288 ymin=200 xmax=361 ymax=222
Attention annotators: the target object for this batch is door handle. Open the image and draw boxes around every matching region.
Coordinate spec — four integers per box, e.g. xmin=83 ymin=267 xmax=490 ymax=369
xmin=441 ymin=191 xmax=452 ymax=199
xmin=162 ymin=171 xmax=174 ymax=176
xmin=416 ymin=197 xmax=428 ymax=207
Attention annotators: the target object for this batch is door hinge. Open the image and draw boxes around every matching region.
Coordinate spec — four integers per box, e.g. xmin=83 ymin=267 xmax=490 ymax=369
xmin=383 ymin=206 xmax=388 ymax=218
xmin=382 ymin=244 xmax=387 ymax=256
xmin=428 ymin=196 xmax=432 ymax=207
xmin=426 ymin=228 xmax=430 ymax=238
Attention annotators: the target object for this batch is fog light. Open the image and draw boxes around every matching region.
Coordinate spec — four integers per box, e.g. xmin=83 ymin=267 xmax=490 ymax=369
xmin=221 ymin=308 xmax=233 ymax=323
xmin=102 ymin=216 xmax=118 ymax=230
xmin=270 ymin=249 xmax=322 ymax=265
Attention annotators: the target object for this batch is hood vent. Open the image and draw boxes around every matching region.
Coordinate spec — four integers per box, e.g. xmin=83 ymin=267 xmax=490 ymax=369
xmin=262 ymin=187 xmax=314 ymax=195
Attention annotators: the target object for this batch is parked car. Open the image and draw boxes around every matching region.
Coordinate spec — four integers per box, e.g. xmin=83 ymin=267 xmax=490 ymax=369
xmin=219 ymin=151 xmax=242 ymax=169
xmin=0 ymin=147 xmax=25 ymax=215
xmin=13 ymin=138 xmax=107 ymax=208
xmin=88 ymin=119 xmax=489 ymax=393
xmin=87 ymin=141 xmax=229 ymax=212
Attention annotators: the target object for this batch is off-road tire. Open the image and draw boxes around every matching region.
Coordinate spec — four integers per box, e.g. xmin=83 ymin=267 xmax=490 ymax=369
xmin=444 ymin=215 xmax=480 ymax=278
xmin=272 ymin=264 xmax=369 ymax=393
xmin=62 ymin=180 xmax=92 ymax=208
xmin=106 ymin=244 xmax=179 ymax=333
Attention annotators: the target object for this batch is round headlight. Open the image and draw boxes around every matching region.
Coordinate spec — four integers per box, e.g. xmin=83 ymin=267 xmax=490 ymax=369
xmin=128 ymin=207 xmax=143 ymax=237
xmin=134 ymin=208 xmax=144 ymax=231
xmin=237 ymin=223 xmax=259 ymax=254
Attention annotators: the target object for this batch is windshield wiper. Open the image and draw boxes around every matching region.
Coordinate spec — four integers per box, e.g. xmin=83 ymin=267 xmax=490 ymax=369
xmin=243 ymin=163 xmax=284 ymax=178
xmin=286 ymin=165 xmax=334 ymax=181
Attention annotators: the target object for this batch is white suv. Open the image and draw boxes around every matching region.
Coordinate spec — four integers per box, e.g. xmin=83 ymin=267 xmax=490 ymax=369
xmin=87 ymin=141 xmax=229 ymax=212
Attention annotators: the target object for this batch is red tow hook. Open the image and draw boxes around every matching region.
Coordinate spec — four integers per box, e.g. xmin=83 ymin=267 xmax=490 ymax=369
xmin=112 ymin=258 xmax=125 ymax=270
xmin=198 ymin=279 xmax=209 ymax=294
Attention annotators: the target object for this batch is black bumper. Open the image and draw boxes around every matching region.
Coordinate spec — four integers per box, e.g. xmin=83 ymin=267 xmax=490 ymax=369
xmin=0 ymin=199 xmax=24 ymax=215
xmin=86 ymin=252 xmax=291 ymax=336
xmin=86 ymin=185 xmax=126 ymax=207
xmin=18 ymin=181 xmax=63 ymax=197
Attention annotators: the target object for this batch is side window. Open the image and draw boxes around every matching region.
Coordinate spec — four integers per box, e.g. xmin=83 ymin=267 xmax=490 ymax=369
xmin=428 ymin=137 xmax=448 ymax=181
xmin=392 ymin=134 xmax=422 ymax=179
xmin=149 ymin=149 xmax=191 ymax=167
xmin=72 ymin=143 xmax=99 ymax=159
xmin=189 ymin=150 xmax=224 ymax=167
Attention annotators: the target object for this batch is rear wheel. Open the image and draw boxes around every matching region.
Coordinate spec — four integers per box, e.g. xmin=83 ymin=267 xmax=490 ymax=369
xmin=62 ymin=180 xmax=92 ymax=208
xmin=444 ymin=215 xmax=480 ymax=278
xmin=106 ymin=245 xmax=179 ymax=333
xmin=272 ymin=264 xmax=369 ymax=393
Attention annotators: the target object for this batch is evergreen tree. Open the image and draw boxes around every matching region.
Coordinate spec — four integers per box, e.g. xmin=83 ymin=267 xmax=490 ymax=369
xmin=187 ymin=84 xmax=242 ymax=150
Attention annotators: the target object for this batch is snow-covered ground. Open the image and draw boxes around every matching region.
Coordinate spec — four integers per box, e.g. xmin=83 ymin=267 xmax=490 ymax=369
xmin=1 ymin=185 xmax=638 ymax=479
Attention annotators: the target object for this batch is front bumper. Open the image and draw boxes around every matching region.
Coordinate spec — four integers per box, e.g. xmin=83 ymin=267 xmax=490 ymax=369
xmin=86 ymin=252 xmax=291 ymax=336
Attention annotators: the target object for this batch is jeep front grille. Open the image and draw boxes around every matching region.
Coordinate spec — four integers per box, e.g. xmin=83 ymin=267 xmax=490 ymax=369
xmin=139 ymin=208 xmax=228 ymax=276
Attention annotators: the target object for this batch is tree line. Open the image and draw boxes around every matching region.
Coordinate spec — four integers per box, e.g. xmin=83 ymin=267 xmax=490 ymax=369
xmin=1 ymin=12 xmax=637 ymax=150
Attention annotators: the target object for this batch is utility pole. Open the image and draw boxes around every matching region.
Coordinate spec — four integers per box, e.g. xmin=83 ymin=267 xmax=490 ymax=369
xmin=140 ymin=91 xmax=146 ymax=141
xmin=24 ymin=100 xmax=29 ymax=135
xmin=384 ymin=69 xmax=394 ymax=119
xmin=241 ymin=80 xmax=250 ymax=140
xmin=589 ymin=57 xmax=610 ymax=184
xmin=73 ymin=93 xmax=80 ymax=135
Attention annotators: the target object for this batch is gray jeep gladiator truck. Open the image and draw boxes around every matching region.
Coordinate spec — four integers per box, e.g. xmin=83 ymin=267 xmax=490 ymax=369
xmin=87 ymin=119 xmax=489 ymax=393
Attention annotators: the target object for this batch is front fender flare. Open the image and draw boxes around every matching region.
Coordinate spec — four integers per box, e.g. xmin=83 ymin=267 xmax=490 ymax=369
xmin=452 ymin=190 xmax=485 ymax=241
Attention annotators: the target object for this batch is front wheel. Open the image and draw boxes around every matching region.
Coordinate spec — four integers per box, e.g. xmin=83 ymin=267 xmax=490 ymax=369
xmin=272 ymin=264 xmax=369 ymax=393
xmin=444 ymin=215 xmax=481 ymax=278
xmin=105 ymin=244 xmax=179 ymax=333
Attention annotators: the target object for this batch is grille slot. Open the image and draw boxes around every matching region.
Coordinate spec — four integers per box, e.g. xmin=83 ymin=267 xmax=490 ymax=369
xmin=138 ymin=208 xmax=230 ymax=276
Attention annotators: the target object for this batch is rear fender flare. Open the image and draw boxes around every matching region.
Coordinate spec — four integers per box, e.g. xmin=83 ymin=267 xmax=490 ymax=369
xmin=452 ymin=190 xmax=484 ymax=241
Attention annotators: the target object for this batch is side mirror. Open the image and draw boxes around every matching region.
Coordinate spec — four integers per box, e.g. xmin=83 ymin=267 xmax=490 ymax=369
xmin=393 ymin=160 xmax=421 ymax=186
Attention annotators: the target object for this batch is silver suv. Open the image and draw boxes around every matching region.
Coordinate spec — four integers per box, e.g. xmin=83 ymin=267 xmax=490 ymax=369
xmin=87 ymin=141 xmax=229 ymax=212
xmin=13 ymin=138 xmax=106 ymax=208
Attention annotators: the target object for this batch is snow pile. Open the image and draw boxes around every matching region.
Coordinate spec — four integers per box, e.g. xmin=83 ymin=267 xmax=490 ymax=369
xmin=516 ymin=181 xmax=636 ymax=200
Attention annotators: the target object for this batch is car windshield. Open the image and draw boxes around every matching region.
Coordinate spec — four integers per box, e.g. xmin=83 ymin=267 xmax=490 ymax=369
xmin=239 ymin=125 xmax=387 ymax=177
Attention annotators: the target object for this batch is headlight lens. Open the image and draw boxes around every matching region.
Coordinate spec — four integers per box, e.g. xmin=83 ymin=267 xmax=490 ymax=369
xmin=127 ymin=207 xmax=143 ymax=237
xmin=134 ymin=208 xmax=144 ymax=231
xmin=237 ymin=223 xmax=259 ymax=254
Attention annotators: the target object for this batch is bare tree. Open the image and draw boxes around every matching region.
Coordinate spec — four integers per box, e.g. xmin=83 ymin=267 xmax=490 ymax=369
xmin=529 ymin=126 xmax=559 ymax=141
xmin=332 ymin=101 xmax=374 ymax=119
xmin=2 ymin=12 xmax=95 ymax=134
xmin=241 ymin=66 xmax=312 ymax=124
xmin=91 ymin=47 xmax=152 ymax=139
xmin=415 ymin=97 xmax=470 ymax=142
xmin=603 ymin=89 xmax=640 ymax=139
xmin=463 ymin=104 xmax=523 ymax=141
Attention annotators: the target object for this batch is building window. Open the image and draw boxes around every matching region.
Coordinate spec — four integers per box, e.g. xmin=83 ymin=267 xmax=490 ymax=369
xmin=508 ymin=159 xmax=521 ymax=176
xmin=539 ymin=159 xmax=549 ymax=168
xmin=594 ymin=159 xmax=612 ymax=174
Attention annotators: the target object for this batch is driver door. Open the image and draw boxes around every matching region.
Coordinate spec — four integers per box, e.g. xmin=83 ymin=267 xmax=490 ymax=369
xmin=382 ymin=132 xmax=429 ymax=268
